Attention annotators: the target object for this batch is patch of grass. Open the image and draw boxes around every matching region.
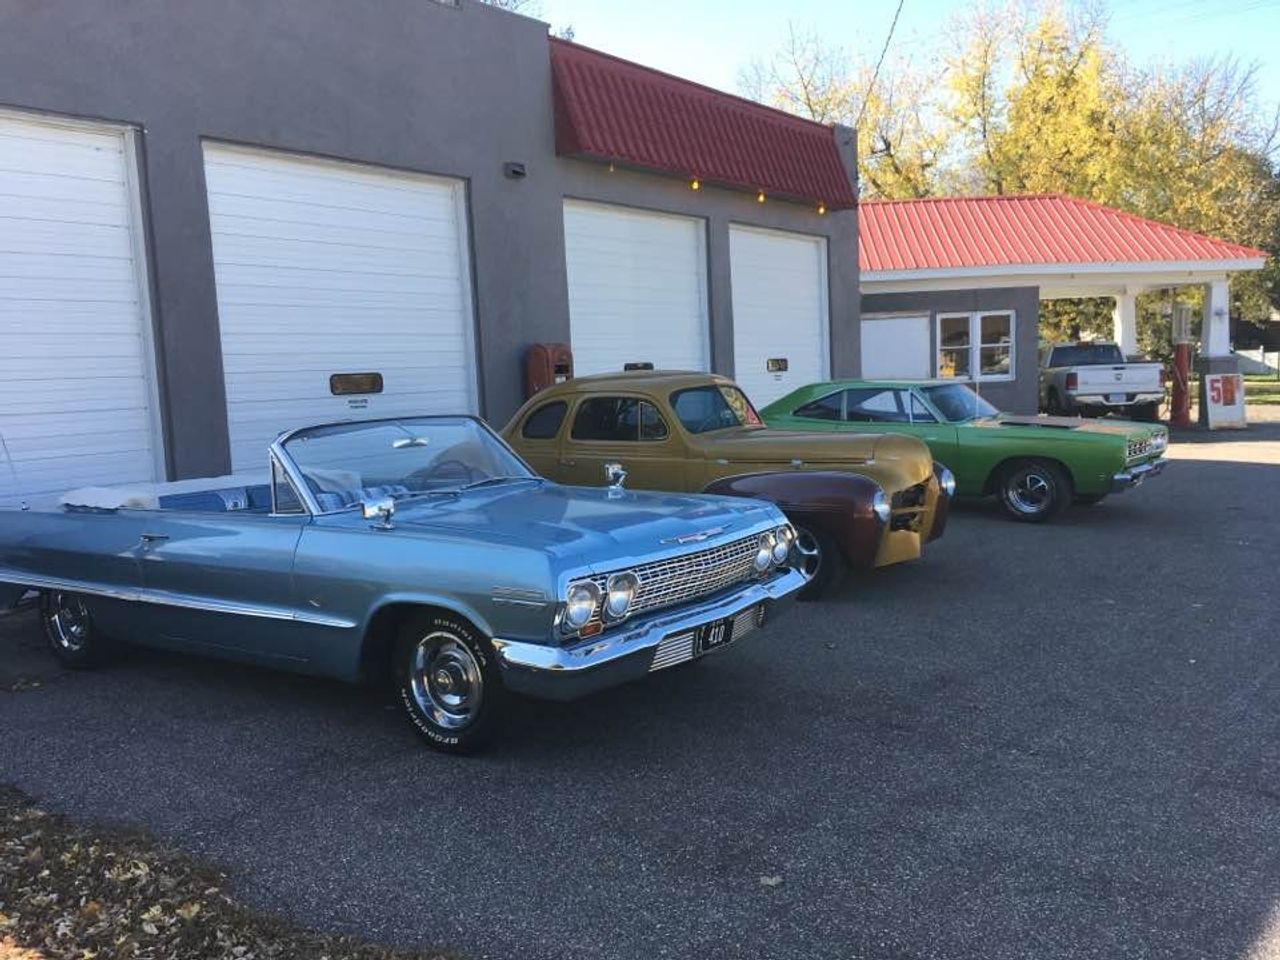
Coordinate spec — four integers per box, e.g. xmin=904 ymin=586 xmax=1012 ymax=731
xmin=1245 ymin=380 xmax=1280 ymax=404
xmin=0 ymin=787 xmax=462 ymax=960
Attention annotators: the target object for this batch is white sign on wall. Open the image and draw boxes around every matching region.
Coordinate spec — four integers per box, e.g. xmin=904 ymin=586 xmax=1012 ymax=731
xmin=1204 ymin=374 xmax=1246 ymax=430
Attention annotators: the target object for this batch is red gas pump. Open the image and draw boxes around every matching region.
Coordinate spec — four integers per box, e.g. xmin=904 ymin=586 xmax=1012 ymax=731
xmin=1170 ymin=304 xmax=1193 ymax=429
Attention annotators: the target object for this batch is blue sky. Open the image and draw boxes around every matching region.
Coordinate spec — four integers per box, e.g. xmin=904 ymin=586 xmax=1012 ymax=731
xmin=538 ymin=0 xmax=1280 ymax=112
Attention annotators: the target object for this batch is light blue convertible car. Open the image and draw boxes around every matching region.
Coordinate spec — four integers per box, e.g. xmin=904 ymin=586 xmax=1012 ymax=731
xmin=0 ymin=416 xmax=806 ymax=752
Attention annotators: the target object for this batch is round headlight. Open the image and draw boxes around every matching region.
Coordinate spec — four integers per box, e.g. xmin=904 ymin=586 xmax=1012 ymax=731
xmin=604 ymin=571 xmax=639 ymax=620
xmin=754 ymin=532 xmax=775 ymax=572
xmin=872 ymin=489 xmax=891 ymax=524
xmin=771 ymin=525 xmax=793 ymax=564
xmin=937 ymin=464 xmax=957 ymax=498
xmin=564 ymin=580 xmax=600 ymax=630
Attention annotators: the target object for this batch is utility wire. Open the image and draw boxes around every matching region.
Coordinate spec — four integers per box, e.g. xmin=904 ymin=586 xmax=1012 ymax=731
xmin=855 ymin=0 xmax=906 ymax=132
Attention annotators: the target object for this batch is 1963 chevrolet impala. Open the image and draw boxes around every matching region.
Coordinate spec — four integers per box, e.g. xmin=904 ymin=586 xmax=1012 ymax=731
xmin=0 ymin=416 xmax=806 ymax=753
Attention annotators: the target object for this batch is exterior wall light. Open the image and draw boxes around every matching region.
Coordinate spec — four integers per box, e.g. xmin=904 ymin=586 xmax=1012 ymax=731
xmin=817 ymin=202 xmax=827 ymax=215
xmin=756 ymin=190 xmax=766 ymax=204
xmin=690 ymin=178 xmax=700 ymax=190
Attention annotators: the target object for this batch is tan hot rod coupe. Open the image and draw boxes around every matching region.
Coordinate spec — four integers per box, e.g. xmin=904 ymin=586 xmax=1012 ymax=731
xmin=503 ymin=371 xmax=952 ymax=598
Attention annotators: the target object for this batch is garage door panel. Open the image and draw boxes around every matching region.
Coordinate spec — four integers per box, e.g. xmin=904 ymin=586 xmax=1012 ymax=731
xmin=205 ymin=144 xmax=476 ymax=471
xmin=0 ymin=113 xmax=158 ymax=504
xmin=202 ymin=233 xmax=460 ymax=271
xmin=211 ymin=262 xmax=461 ymax=294
xmin=730 ymin=226 xmax=828 ymax=407
xmin=205 ymin=155 xmax=455 ymax=212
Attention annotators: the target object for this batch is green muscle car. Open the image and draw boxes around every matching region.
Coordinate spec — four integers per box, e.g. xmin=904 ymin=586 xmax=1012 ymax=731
xmin=760 ymin=380 xmax=1169 ymax=522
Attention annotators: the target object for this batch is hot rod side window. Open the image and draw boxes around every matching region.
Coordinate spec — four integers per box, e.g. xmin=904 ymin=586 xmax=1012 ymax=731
xmin=522 ymin=401 xmax=568 ymax=440
xmin=570 ymin=397 xmax=669 ymax=442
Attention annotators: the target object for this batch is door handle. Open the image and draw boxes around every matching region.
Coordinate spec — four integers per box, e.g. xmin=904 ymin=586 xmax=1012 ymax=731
xmin=139 ymin=533 xmax=170 ymax=544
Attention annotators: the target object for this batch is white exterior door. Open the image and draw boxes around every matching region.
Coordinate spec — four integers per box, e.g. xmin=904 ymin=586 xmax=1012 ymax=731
xmin=563 ymin=200 xmax=709 ymax=377
xmin=729 ymin=225 xmax=829 ymax=407
xmin=0 ymin=111 xmax=160 ymax=505
xmin=861 ymin=315 xmax=932 ymax=379
xmin=203 ymin=144 xmax=477 ymax=471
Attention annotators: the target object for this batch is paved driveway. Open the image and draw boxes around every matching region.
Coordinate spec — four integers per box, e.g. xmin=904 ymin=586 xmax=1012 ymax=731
xmin=2 ymin=426 xmax=1279 ymax=960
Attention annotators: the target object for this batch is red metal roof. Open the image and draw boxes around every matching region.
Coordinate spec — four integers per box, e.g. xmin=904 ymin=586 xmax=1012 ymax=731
xmin=549 ymin=38 xmax=857 ymax=210
xmin=859 ymin=194 xmax=1267 ymax=272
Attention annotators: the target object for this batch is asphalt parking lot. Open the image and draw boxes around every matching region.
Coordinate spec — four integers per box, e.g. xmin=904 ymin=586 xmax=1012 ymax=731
xmin=2 ymin=424 xmax=1279 ymax=960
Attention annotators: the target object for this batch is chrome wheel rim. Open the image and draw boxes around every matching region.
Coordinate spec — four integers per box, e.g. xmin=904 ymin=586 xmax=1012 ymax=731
xmin=794 ymin=528 xmax=823 ymax=580
xmin=48 ymin=592 xmax=90 ymax=652
xmin=409 ymin=631 xmax=483 ymax=731
xmin=1007 ymin=470 xmax=1053 ymax=515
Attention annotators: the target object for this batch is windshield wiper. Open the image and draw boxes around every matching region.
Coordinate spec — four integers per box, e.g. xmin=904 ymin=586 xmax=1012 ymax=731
xmin=457 ymin=475 xmax=542 ymax=492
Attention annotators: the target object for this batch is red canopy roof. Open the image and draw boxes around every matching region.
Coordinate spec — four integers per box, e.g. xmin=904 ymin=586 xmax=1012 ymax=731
xmin=860 ymin=194 xmax=1267 ymax=273
xmin=549 ymin=38 xmax=856 ymax=210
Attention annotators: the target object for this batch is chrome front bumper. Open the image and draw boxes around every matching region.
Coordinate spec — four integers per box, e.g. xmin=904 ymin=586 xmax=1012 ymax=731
xmin=1111 ymin=457 xmax=1168 ymax=492
xmin=491 ymin=568 xmax=806 ymax=700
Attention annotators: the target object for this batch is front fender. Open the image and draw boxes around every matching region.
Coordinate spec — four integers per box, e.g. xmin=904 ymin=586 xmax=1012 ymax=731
xmin=702 ymin=471 xmax=885 ymax=568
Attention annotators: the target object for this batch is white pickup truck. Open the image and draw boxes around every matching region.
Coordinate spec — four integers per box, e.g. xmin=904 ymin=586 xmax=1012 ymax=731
xmin=1039 ymin=342 xmax=1165 ymax=421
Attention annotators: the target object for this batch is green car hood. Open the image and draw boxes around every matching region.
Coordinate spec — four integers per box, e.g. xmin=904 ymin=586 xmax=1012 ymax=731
xmin=972 ymin=415 xmax=1166 ymax=441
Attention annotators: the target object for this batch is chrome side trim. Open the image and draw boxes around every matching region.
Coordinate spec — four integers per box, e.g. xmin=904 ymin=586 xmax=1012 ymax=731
xmin=0 ymin=569 xmax=357 ymax=629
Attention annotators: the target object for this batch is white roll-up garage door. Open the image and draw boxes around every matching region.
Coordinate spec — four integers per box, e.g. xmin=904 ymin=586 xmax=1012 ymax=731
xmin=203 ymin=144 xmax=477 ymax=471
xmin=563 ymin=200 xmax=709 ymax=377
xmin=729 ymin=225 xmax=829 ymax=407
xmin=0 ymin=111 xmax=161 ymax=505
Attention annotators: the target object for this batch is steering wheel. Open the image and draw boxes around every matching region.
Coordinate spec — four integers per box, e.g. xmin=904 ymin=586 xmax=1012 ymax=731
xmin=406 ymin=458 xmax=480 ymax=489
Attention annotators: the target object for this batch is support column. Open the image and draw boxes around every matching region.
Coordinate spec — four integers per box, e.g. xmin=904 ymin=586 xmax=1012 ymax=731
xmin=1201 ymin=279 xmax=1231 ymax=357
xmin=1112 ymin=290 xmax=1138 ymax=357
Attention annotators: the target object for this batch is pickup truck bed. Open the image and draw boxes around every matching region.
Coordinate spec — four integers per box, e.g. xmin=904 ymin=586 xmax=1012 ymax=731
xmin=1040 ymin=343 xmax=1164 ymax=420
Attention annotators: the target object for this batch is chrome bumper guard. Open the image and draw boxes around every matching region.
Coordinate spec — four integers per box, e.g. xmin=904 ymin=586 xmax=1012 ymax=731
xmin=1111 ymin=457 xmax=1168 ymax=493
xmin=492 ymin=567 xmax=807 ymax=700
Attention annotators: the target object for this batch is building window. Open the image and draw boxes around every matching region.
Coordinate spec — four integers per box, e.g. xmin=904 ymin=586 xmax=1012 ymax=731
xmin=936 ymin=311 xmax=1015 ymax=382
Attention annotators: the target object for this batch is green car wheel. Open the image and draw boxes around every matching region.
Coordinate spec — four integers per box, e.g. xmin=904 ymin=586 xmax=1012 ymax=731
xmin=997 ymin=459 xmax=1071 ymax=523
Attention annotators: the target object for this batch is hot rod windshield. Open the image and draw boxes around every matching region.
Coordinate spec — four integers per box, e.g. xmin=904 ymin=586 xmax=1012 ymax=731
xmin=670 ymin=385 xmax=763 ymax=434
xmin=280 ymin=417 xmax=535 ymax=510
xmin=922 ymin=384 xmax=1000 ymax=423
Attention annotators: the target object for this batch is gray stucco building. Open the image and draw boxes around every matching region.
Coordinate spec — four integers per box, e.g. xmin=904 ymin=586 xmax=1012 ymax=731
xmin=0 ymin=0 xmax=859 ymax=501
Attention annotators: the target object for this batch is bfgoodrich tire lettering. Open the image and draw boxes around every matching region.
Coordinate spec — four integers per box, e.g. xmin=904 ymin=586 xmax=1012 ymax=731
xmin=393 ymin=611 xmax=507 ymax=755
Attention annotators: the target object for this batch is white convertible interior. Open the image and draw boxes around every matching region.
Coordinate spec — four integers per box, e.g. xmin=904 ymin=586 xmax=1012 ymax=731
xmin=57 ymin=467 xmax=364 ymax=513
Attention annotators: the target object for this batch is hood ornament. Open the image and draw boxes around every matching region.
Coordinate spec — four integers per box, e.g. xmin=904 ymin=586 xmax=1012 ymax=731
xmin=662 ymin=525 xmax=727 ymax=545
xmin=604 ymin=462 xmax=628 ymax=490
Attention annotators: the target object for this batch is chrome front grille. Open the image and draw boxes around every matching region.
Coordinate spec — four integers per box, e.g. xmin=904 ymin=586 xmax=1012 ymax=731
xmin=649 ymin=605 xmax=763 ymax=672
xmin=587 ymin=533 xmax=763 ymax=625
xmin=1127 ymin=437 xmax=1153 ymax=460
xmin=892 ymin=481 xmax=929 ymax=509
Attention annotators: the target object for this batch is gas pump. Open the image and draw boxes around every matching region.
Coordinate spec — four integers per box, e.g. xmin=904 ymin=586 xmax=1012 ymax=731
xmin=1170 ymin=303 xmax=1193 ymax=429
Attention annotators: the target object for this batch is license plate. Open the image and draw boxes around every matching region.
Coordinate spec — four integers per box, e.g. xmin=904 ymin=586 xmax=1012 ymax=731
xmin=696 ymin=616 xmax=735 ymax=654
xmin=1107 ymin=393 xmax=1126 ymax=403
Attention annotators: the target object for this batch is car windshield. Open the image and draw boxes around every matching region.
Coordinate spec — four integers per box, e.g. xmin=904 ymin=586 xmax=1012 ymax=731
xmin=281 ymin=417 xmax=535 ymax=511
xmin=922 ymin=384 xmax=1001 ymax=423
xmin=670 ymin=385 xmax=763 ymax=434
xmin=1051 ymin=344 xmax=1126 ymax=365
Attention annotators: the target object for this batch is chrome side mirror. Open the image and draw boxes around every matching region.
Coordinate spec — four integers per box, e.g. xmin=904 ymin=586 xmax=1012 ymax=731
xmin=361 ymin=496 xmax=396 ymax=529
xmin=604 ymin=462 xmax=627 ymax=489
